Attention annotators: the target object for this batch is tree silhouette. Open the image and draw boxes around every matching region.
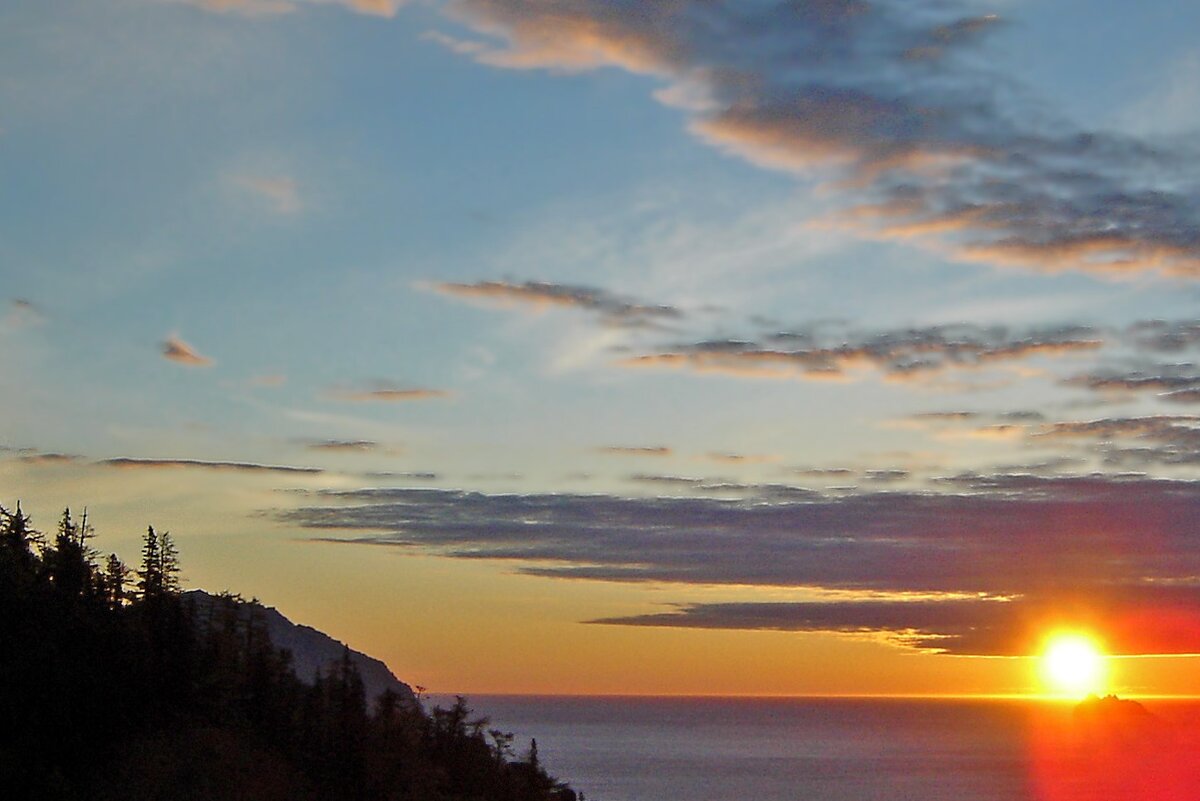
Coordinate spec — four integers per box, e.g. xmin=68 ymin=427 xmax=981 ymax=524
xmin=0 ymin=499 xmax=583 ymax=801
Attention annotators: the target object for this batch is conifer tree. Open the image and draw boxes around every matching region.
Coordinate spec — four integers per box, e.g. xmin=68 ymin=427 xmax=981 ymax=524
xmin=102 ymin=553 xmax=130 ymax=609
xmin=45 ymin=507 xmax=96 ymax=600
xmin=137 ymin=525 xmax=162 ymax=599
xmin=159 ymin=530 xmax=181 ymax=594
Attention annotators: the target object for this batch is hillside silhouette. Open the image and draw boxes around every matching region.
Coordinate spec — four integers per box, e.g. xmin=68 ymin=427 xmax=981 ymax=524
xmin=0 ymin=502 xmax=582 ymax=801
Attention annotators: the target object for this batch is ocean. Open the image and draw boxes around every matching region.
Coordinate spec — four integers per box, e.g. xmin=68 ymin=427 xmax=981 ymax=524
xmin=451 ymin=695 xmax=1200 ymax=801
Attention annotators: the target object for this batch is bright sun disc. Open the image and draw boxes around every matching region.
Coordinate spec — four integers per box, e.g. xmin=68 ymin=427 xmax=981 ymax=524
xmin=1040 ymin=633 xmax=1107 ymax=697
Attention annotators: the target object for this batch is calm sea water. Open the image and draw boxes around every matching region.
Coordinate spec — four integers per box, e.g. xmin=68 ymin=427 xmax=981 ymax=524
xmin=447 ymin=695 xmax=1200 ymax=801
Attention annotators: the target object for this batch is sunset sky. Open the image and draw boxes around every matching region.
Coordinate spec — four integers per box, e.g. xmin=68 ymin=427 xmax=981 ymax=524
xmin=5 ymin=0 xmax=1200 ymax=696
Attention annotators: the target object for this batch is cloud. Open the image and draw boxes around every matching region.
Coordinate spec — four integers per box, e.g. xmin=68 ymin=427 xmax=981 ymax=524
xmin=599 ymin=446 xmax=673 ymax=457
xmin=588 ymin=587 xmax=1200 ymax=657
xmin=162 ymin=335 xmax=214 ymax=367
xmin=627 ymin=473 xmax=704 ymax=487
xmin=703 ymin=452 xmax=780 ymax=465
xmin=101 ymin=457 xmax=323 ymax=474
xmin=229 ymin=174 xmax=302 ymax=215
xmin=1030 ymin=415 xmax=1200 ymax=467
xmin=362 ymin=470 xmax=439 ymax=481
xmin=438 ymin=0 xmax=1200 ymax=278
xmin=910 ymin=411 xmax=980 ymax=423
xmin=328 ymin=382 xmax=451 ymax=402
xmin=280 ymin=474 xmax=1200 ymax=655
xmin=863 ymin=468 xmax=909 ymax=482
xmin=422 ymin=30 xmax=490 ymax=57
xmin=184 ymin=0 xmax=403 ymax=18
xmin=1126 ymin=320 xmax=1200 ymax=352
xmin=621 ymin=323 xmax=1102 ymax=382
xmin=15 ymin=453 xmax=82 ymax=466
xmin=1162 ymin=389 xmax=1200 ymax=405
xmin=305 ymin=440 xmax=379 ymax=453
xmin=432 ymin=280 xmax=681 ymax=329
xmin=1065 ymin=365 xmax=1200 ymax=395
xmin=793 ymin=467 xmax=856 ymax=478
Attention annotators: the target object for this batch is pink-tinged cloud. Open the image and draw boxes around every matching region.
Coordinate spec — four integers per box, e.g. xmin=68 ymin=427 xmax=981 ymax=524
xmin=162 ymin=335 xmax=214 ymax=367
xmin=187 ymin=0 xmax=402 ymax=18
xmin=438 ymin=1 xmax=1200 ymax=278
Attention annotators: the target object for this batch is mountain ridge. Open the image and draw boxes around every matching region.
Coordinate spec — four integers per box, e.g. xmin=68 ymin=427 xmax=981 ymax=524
xmin=184 ymin=589 xmax=417 ymax=707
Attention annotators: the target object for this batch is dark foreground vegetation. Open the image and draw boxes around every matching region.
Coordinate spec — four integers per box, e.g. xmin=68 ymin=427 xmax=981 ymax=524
xmin=0 ymin=502 xmax=581 ymax=801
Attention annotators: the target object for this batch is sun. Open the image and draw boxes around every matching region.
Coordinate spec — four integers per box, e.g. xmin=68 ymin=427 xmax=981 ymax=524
xmin=1039 ymin=632 xmax=1108 ymax=698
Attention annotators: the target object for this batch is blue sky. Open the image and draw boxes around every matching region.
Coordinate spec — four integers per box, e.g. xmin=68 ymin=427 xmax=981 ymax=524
xmin=5 ymin=0 xmax=1200 ymax=694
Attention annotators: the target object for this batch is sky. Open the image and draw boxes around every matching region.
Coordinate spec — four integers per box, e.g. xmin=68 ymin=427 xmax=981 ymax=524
xmin=4 ymin=0 xmax=1200 ymax=697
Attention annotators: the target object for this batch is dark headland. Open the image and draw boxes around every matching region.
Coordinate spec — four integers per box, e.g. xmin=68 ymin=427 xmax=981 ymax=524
xmin=0 ymin=503 xmax=584 ymax=801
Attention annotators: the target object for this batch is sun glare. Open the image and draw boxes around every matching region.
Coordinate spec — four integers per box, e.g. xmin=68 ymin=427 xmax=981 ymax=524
xmin=1040 ymin=633 xmax=1107 ymax=698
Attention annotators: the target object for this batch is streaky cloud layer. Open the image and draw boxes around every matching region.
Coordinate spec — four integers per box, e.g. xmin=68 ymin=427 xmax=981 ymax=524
xmin=440 ymin=0 xmax=1200 ymax=277
xmin=281 ymin=474 xmax=1200 ymax=655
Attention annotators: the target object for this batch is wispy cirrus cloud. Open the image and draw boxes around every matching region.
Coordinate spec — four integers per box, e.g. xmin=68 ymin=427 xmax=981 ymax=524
xmin=282 ymin=474 xmax=1200 ymax=655
xmin=162 ymin=335 xmax=214 ymax=367
xmin=432 ymin=280 xmax=682 ymax=329
xmin=436 ymin=0 xmax=1200 ymax=278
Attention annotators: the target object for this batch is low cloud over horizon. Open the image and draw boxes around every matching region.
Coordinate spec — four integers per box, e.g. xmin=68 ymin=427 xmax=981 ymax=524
xmin=280 ymin=473 xmax=1200 ymax=656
